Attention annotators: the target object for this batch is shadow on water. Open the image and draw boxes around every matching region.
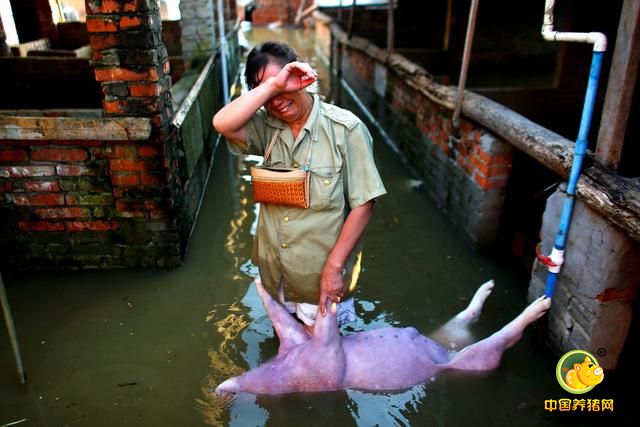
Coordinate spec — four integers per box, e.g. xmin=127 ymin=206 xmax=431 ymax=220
xmin=0 ymin=26 xmax=633 ymax=427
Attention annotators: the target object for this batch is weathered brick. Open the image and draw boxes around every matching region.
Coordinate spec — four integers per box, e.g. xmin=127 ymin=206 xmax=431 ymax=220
xmin=14 ymin=193 xmax=65 ymax=206
xmin=1 ymin=166 xmax=55 ymax=177
xmin=129 ymin=82 xmax=162 ymax=97
xmin=86 ymin=16 xmax=118 ymax=33
xmin=103 ymin=99 xmax=125 ymax=114
xmin=107 ymin=144 xmax=138 ymax=159
xmin=0 ymin=181 xmax=14 ymax=193
xmin=110 ymin=97 xmax=164 ymax=116
xmin=67 ymin=220 xmax=119 ymax=232
xmin=86 ymin=0 xmax=122 ymax=14
xmin=102 ymin=81 xmax=129 ymax=97
xmin=111 ymin=173 xmax=140 ymax=186
xmin=23 ymin=181 xmax=59 ymax=192
xmin=141 ymin=174 xmax=163 ymax=185
xmin=56 ymin=164 xmax=95 ymax=176
xmin=18 ymin=221 xmax=65 ymax=232
xmin=110 ymin=159 xmax=146 ymax=172
xmin=138 ymin=145 xmax=161 ymax=157
xmin=66 ymin=193 xmax=113 ymax=206
xmin=473 ymin=171 xmax=508 ymax=191
xmin=95 ymin=66 xmax=159 ymax=82
xmin=119 ymin=16 xmax=143 ymax=30
xmin=114 ymin=200 xmax=146 ymax=218
xmin=71 ymin=243 xmax=122 ymax=256
xmin=89 ymin=31 xmax=160 ymax=52
xmin=32 ymin=148 xmax=88 ymax=162
xmin=0 ymin=149 xmax=29 ymax=162
xmin=34 ymin=207 xmax=89 ymax=219
xmin=123 ymin=0 xmax=156 ymax=13
xmin=471 ymin=154 xmax=490 ymax=176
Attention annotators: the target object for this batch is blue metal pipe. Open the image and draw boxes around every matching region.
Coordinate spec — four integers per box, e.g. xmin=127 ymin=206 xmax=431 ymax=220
xmin=544 ymin=51 xmax=604 ymax=297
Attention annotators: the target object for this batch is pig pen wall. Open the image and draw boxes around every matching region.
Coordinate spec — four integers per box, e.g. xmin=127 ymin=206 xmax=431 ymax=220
xmin=0 ymin=40 xmax=238 ymax=270
xmin=315 ymin=15 xmax=640 ymax=369
xmin=324 ymin=24 xmax=512 ymax=250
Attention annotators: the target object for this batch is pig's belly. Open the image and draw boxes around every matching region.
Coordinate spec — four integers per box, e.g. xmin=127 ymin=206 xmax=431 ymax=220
xmin=341 ymin=327 xmax=450 ymax=390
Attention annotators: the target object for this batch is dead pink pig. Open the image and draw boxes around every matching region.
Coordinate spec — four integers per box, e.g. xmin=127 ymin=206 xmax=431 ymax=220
xmin=216 ymin=280 xmax=551 ymax=395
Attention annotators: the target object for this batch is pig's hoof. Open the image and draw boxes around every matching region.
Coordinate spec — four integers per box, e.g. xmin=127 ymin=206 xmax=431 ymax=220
xmin=521 ymin=295 xmax=551 ymax=323
xmin=457 ymin=280 xmax=495 ymax=322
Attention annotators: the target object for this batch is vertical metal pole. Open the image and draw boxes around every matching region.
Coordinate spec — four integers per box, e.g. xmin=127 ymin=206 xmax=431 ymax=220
xmin=336 ymin=38 xmax=343 ymax=105
xmin=0 ymin=273 xmax=26 ymax=384
xmin=453 ymin=0 xmax=480 ymax=128
xmin=443 ymin=0 xmax=453 ymax=51
xmin=348 ymin=0 xmax=356 ymax=39
xmin=216 ymin=0 xmax=230 ymax=105
xmin=387 ymin=0 xmax=394 ymax=53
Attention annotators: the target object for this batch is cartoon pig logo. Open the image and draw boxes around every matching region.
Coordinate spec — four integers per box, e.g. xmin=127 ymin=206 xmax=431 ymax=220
xmin=556 ymin=350 xmax=604 ymax=394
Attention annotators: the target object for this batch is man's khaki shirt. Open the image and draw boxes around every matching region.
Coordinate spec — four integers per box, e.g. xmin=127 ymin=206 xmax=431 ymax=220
xmin=227 ymin=95 xmax=386 ymax=303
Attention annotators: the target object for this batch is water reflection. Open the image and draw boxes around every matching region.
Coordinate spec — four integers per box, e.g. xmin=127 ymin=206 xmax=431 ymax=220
xmin=194 ymin=25 xmax=566 ymax=427
xmin=197 ymin=25 xmax=435 ymax=427
xmin=347 ymin=386 xmax=428 ymax=426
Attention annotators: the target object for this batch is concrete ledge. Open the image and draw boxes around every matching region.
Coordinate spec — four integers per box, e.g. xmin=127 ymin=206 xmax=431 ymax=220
xmin=0 ymin=115 xmax=152 ymax=141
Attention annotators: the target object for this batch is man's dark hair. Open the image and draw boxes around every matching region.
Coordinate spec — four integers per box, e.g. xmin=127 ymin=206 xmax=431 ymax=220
xmin=245 ymin=41 xmax=298 ymax=90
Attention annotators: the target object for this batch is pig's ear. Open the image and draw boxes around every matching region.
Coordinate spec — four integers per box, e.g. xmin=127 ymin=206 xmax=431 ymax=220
xmin=584 ymin=356 xmax=592 ymax=363
xmin=573 ymin=363 xmax=582 ymax=371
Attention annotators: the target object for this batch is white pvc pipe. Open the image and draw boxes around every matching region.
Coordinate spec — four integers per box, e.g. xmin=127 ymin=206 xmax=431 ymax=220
xmin=542 ymin=0 xmax=607 ymax=52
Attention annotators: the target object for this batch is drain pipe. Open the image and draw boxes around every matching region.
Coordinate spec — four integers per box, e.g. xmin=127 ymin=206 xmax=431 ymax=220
xmin=216 ymin=0 xmax=230 ymax=105
xmin=537 ymin=0 xmax=607 ymax=297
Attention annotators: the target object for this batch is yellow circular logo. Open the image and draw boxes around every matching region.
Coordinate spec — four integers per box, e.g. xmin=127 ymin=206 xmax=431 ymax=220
xmin=556 ymin=350 xmax=604 ymax=394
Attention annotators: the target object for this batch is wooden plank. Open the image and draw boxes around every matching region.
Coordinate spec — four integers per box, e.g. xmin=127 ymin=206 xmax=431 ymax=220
xmin=0 ymin=116 xmax=152 ymax=141
xmin=595 ymin=0 xmax=640 ymax=170
xmin=579 ymin=167 xmax=640 ymax=242
xmin=463 ymin=92 xmax=574 ymax=176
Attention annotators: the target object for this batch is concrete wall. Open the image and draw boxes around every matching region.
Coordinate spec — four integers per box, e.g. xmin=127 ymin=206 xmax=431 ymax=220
xmin=179 ymin=0 xmax=216 ymax=67
xmin=529 ymin=189 xmax=640 ymax=369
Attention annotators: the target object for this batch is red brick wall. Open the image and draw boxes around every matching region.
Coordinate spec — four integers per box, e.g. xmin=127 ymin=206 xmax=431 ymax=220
xmin=354 ymin=45 xmax=511 ymax=193
xmin=341 ymin=41 xmax=512 ymax=249
xmin=0 ymin=132 xmax=179 ymax=268
xmin=252 ymin=0 xmax=303 ymax=25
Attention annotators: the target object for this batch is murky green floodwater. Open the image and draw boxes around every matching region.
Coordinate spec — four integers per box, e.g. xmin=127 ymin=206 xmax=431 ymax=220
xmin=1 ymin=27 xmax=633 ymax=427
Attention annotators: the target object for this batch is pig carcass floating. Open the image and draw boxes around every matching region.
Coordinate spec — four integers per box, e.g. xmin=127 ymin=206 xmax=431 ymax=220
xmin=216 ymin=280 xmax=551 ymax=395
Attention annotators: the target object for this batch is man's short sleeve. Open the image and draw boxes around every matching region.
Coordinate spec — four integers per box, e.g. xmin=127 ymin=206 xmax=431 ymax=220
xmin=344 ymin=122 xmax=387 ymax=208
xmin=225 ymin=109 xmax=271 ymax=156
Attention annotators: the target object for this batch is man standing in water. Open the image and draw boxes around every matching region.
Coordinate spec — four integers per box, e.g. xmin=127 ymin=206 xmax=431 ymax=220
xmin=213 ymin=41 xmax=386 ymax=332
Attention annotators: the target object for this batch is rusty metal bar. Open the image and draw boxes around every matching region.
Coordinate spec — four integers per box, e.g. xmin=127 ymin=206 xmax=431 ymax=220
xmin=453 ymin=0 xmax=480 ymax=128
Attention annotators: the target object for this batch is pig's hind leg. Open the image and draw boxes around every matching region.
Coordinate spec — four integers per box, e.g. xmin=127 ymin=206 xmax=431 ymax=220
xmin=446 ymin=295 xmax=551 ymax=371
xmin=254 ymin=279 xmax=310 ymax=355
xmin=430 ymin=280 xmax=495 ymax=350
